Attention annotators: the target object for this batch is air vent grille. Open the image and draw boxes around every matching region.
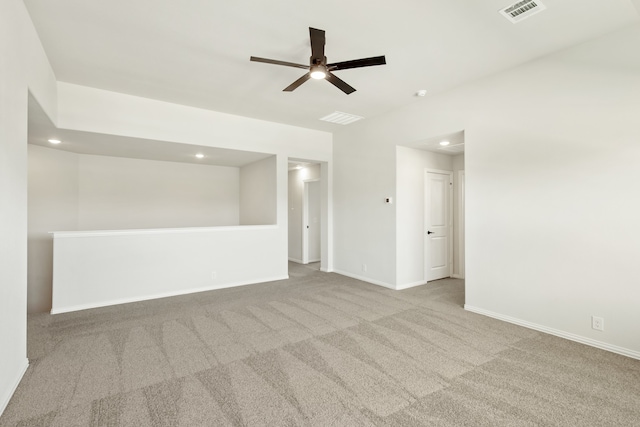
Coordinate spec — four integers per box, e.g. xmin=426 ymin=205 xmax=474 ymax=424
xmin=499 ymin=0 xmax=546 ymax=23
xmin=319 ymin=111 xmax=363 ymax=125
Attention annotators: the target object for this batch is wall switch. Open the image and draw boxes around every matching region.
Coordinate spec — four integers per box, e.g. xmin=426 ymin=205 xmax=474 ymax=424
xmin=592 ymin=316 xmax=604 ymax=331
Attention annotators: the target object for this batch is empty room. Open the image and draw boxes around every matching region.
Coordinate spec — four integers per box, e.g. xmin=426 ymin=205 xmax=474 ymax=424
xmin=1 ymin=0 xmax=639 ymax=425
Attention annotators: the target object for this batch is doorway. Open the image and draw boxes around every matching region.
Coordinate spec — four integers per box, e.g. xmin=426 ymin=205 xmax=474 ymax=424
xmin=287 ymin=160 xmax=330 ymax=271
xmin=424 ymin=169 xmax=453 ymax=281
xmin=303 ymin=180 xmax=321 ymax=263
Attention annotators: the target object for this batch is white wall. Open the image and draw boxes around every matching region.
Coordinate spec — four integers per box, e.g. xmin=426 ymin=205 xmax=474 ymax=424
xmin=28 ymin=145 xmax=79 ymax=313
xmin=77 ymin=154 xmax=239 ymax=230
xmin=56 ymin=82 xmax=332 ymax=161
xmin=288 ymin=170 xmax=303 ymax=262
xmin=396 ymin=147 xmax=454 ymax=288
xmin=333 ymin=131 xmax=397 ymax=286
xmin=334 ymin=24 xmax=640 ymax=357
xmin=452 ymin=153 xmax=464 ymax=278
xmin=240 ymin=156 xmax=276 ymax=225
xmin=288 ymin=165 xmax=321 ymax=263
xmin=51 ymin=226 xmax=284 ymax=314
xmin=0 ymin=0 xmax=57 ymax=415
xmin=320 ymin=162 xmax=333 ymax=273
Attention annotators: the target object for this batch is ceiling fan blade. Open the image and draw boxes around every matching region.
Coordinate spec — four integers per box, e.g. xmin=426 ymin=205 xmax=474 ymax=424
xmin=326 ymin=72 xmax=356 ymax=95
xmin=283 ymin=73 xmax=312 ymax=92
xmin=309 ymin=27 xmax=326 ymax=62
xmin=327 ymin=55 xmax=386 ymax=71
xmin=250 ymin=56 xmax=309 ymax=70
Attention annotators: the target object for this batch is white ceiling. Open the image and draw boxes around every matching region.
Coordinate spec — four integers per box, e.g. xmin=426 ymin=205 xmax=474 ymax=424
xmin=23 ymin=0 xmax=640 ymax=133
xmin=411 ymin=131 xmax=466 ymax=155
xmin=288 ymin=160 xmax=320 ymax=171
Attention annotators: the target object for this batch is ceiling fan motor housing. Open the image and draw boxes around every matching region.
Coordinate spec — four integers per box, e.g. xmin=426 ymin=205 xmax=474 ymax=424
xmin=311 ymin=56 xmax=326 ymax=66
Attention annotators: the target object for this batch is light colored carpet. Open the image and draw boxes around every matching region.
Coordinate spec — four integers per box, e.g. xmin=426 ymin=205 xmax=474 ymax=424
xmin=1 ymin=262 xmax=639 ymax=426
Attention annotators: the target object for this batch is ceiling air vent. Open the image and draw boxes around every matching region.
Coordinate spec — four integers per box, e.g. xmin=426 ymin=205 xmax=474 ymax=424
xmin=319 ymin=111 xmax=363 ymax=125
xmin=499 ymin=0 xmax=546 ymax=23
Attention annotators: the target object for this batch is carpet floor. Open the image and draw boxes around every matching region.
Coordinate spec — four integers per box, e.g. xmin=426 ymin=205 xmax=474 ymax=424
xmin=1 ymin=262 xmax=639 ymax=426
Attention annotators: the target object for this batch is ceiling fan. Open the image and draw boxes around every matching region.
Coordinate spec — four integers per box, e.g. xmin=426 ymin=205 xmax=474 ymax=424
xmin=250 ymin=27 xmax=386 ymax=95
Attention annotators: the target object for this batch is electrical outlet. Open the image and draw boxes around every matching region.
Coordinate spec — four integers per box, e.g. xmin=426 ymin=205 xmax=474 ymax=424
xmin=211 ymin=271 xmax=217 ymax=280
xmin=592 ymin=316 xmax=604 ymax=331
xmin=362 ymin=264 xmax=367 ymax=272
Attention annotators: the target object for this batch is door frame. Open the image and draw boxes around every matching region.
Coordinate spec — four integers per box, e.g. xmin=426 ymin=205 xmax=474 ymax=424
xmin=302 ymin=178 xmax=321 ymax=264
xmin=455 ymin=170 xmax=465 ymax=279
xmin=424 ymin=169 xmax=454 ymax=282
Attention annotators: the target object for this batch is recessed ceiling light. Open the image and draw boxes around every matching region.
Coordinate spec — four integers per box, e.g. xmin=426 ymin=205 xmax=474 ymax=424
xmin=195 ymin=153 xmax=205 ymax=159
xmin=295 ymin=165 xmax=302 ymax=170
xmin=439 ymin=141 xmax=450 ymax=146
xmin=48 ymin=139 xmax=62 ymax=144
xmin=416 ymin=90 xmax=427 ymax=97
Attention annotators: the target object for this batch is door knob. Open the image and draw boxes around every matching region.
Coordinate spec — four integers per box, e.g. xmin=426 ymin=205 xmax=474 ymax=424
xmin=427 ymin=231 xmax=434 ymax=235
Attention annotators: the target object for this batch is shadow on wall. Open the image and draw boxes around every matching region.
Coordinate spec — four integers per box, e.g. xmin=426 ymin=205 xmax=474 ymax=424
xmin=27 ymin=236 xmax=54 ymax=313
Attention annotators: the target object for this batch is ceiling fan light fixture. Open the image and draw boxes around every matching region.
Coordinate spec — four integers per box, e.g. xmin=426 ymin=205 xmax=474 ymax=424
xmin=310 ymin=65 xmax=327 ymax=80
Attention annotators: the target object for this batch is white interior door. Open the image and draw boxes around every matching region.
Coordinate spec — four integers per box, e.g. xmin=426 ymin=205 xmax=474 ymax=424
xmin=304 ymin=180 xmax=321 ymax=263
xmin=425 ymin=171 xmax=452 ymax=281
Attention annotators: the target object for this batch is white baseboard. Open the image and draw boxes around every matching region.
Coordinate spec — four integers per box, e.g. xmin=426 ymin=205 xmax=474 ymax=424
xmin=333 ymin=269 xmax=396 ymax=290
xmin=289 ymin=258 xmax=321 ymax=265
xmin=51 ymin=275 xmax=289 ymax=314
xmin=0 ymin=358 xmax=28 ymax=417
xmin=464 ymin=305 xmax=640 ymax=361
xmin=452 ymin=274 xmax=465 ymax=279
xmin=396 ymin=280 xmax=427 ymax=290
